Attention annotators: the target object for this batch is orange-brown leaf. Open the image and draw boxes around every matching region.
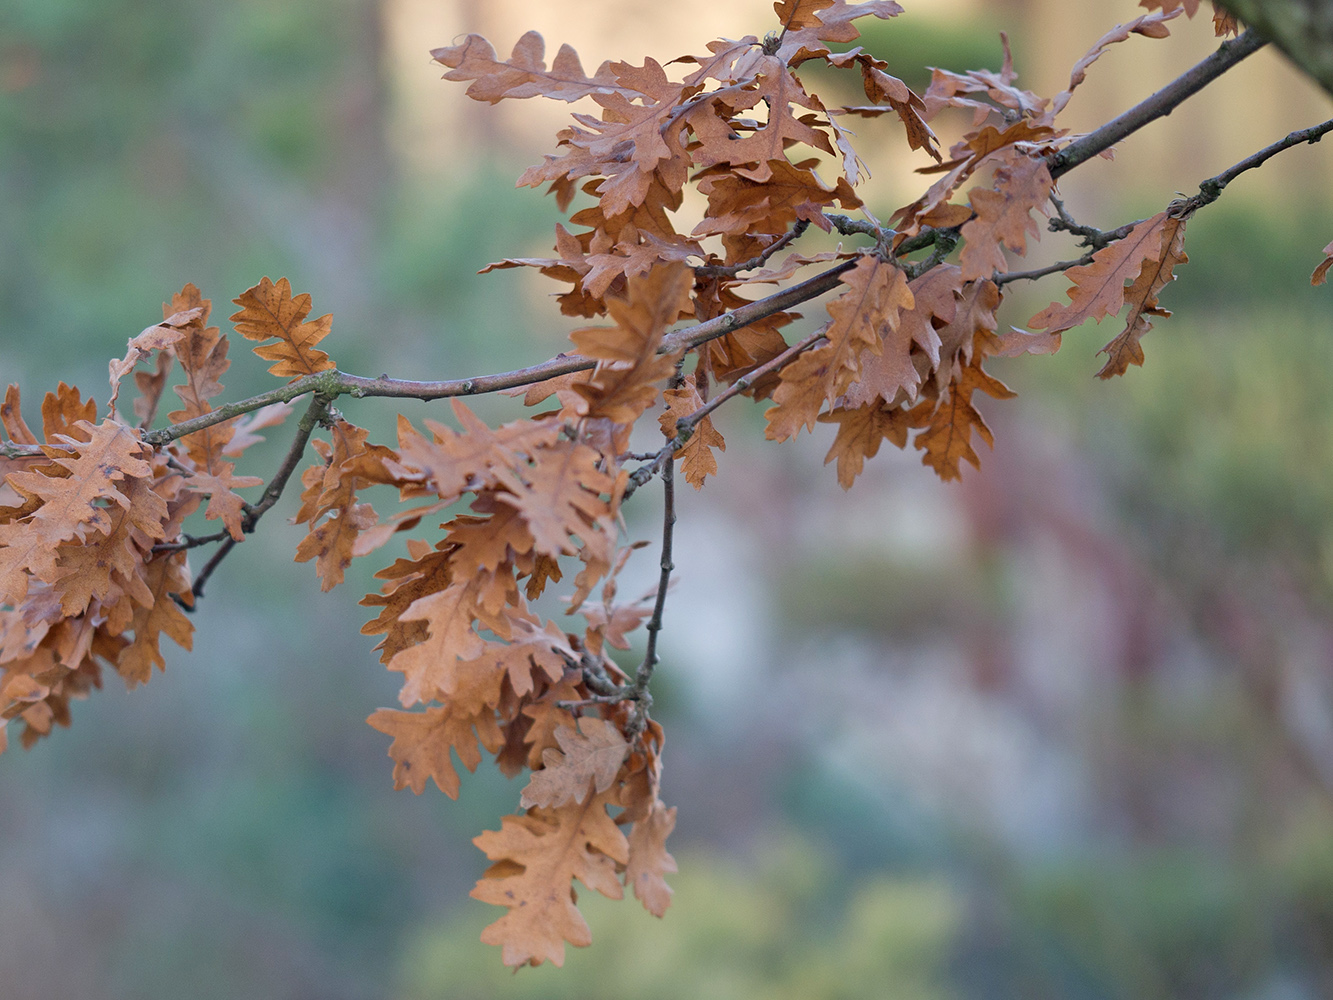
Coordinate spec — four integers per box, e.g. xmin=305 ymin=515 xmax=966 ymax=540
xmin=844 ymin=263 xmax=958 ymax=408
xmin=765 ymin=256 xmax=913 ymax=441
xmin=493 ymin=441 xmax=616 ymax=560
xmin=520 ymin=718 xmax=630 ymax=809
xmin=367 ymin=704 xmax=504 ymax=798
xmin=658 ymin=383 xmax=725 ymax=488
xmin=108 ymin=309 xmax=199 ymax=416
xmin=115 ymin=555 xmax=194 ymax=688
xmin=571 ymin=262 xmax=691 ymax=427
xmin=432 ymin=31 xmax=623 ymax=105
xmin=1048 ymin=10 xmax=1180 ymax=121
xmin=471 ymin=788 xmax=628 ymax=968
xmin=626 ymin=798 xmax=677 ymax=917
xmin=229 ymin=277 xmax=336 ymax=379
xmin=183 ymin=463 xmax=263 ymax=541
xmin=959 ymin=152 xmax=1052 ymax=282
xmin=7 ymin=420 xmax=153 ymax=545
xmin=1096 ymin=213 xmax=1188 ymax=378
xmin=386 ymin=581 xmax=487 ymax=708
xmin=360 ymin=544 xmax=455 ymax=665
xmin=1 ymin=385 xmax=38 ymax=446
xmin=1312 ymin=240 xmax=1333 ymax=286
xmin=818 ymin=402 xmax=914 ymax=488
xmin=398 ymin=404 xmax=561 ymax=506
xmin=1028 ymin=212 xmax=1169 ymax=334
xmin=915 ymin=357 xmax=1016 ymax=480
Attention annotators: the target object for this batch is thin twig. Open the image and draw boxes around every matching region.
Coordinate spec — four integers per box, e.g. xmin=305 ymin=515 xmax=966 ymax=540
xmin=679 ymin=328 xmax=826 ymax=437
xmin=0 ymin=441 xmax=44 ymax=459
xmin=622 ymin=324 xmax=831 ymax=501
xmin=137 ymin=225 xmax=964 ymax=454
xmin=1014 ymin=117 xmax=1333 ymax=286
xmin=695 ymin=219 xmax=810 ymax=278
xmin=627 ymin=451 xmax=675 ymax=738
xmin=152 ymin=529 xmax=232 ymax=555
xmin=1177 ymin=117 xmax=1333 ymax=214
xmin=998 ymin=253 xmax=1098 ymax=285
xmin=243 ymin=394 xmax=332 ymax=528
xmin=141 ymin=259 xmax=863 ymax=447
xmin=188 ymin=394 xmax=331 ymax=602
xmin=827 ymin=213 xmax=888 ymax=242
xmin=188 ymin=538 xmax=236 ymax=604
xmin=1047 ymin=29 xmax=1266 ymax=179
xmin=904 ymin=230 xmax=960 ymax=279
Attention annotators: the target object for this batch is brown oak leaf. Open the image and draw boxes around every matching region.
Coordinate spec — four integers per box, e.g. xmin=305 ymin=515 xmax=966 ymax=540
xmin=1097 ymin=212 xmax=1188 ymax=378
xmin=1312 ymin=240 xmax=1333 ymax=286
xmin=432 ymin=31 xmax=624 ymax=105
xmin=1028 ymin=212 xmax=1169 ymax=335
xmin=658 ymin=382 xmax=726 ymax=488
xmin=367 ymin=702 xmax=504 ymax=798
xmin=915 ymin=350 xmax=1016 ymax=480
xmin=520 ymin=718 xmax=630 ymax=809
xmin=183 ymin=463 xmax=263 ymax=541
xmin=959 ymin=151 xmax=1052 ymax=282
xmin=625 ymin=797 xmax=677 ymax=917
xmin=471 ymin=788 xmax=628 ymax=967
xmin=229 ymin=277 xmax=336 ymax=379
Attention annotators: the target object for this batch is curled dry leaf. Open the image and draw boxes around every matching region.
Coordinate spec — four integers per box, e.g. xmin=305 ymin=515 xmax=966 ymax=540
xmin=1311 ymin=240 xmax=1333 ymax=286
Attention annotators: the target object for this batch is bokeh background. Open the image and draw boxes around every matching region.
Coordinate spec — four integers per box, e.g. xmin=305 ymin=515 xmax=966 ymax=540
xmin=3 ymin=1 xmax=1333 ymax=997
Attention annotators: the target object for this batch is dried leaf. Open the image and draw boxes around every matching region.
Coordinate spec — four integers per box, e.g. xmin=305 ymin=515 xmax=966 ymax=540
xmin=368 ymin=703 xmax=504 ymax=798
xmin=959 ymin=151 xmax=1052 ymax=282
xmin=229 ymin=277 xmax=336 ymax=379
xmin=626 ymin=798 xmax=677 ymax=917
xmin=1097 ymin=213 xmax=1188 ymax=378
xmin=658 ymin=383 xmax=726 ymax=488
xmin=520 ymin=718 xmax=630 ymax=809
xmin=183 ymin=463 xmax=263 ymax=541
xmin=1028 ymin=213 xmax=1169 ymax=334
xmin=1312 ymin=240 xmax=1333 ymax=286
xmin=493 ymin=440 xmax=616 ymax=560
xmin=108 ymin=309 xmax=199 ymax=416
xmin=915 ymin=351 xmax=1016 ymax=480
xmin=1048 ymin=10 xmax=1181 ymax=120
xmin=819 ymin=402 xmax=914 ymax=488
xmin=472 ymin=788 xmax=628 ymax=968
xmin=765 ymin=255 xmax=913 ymax=441
xmin=432 ymin=31 xmax=624 ymax=104
xmin=386 ymin=582 xmax=487 ymax=708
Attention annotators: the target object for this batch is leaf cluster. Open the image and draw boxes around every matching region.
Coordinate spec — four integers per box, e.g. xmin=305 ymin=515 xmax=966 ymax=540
xmin=2 ymin=0 xmax=1327 ymax=972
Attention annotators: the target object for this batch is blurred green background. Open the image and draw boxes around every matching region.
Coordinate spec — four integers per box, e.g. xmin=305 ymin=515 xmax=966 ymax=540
xmin=3 ymin=1 xmax=1333 ymax=997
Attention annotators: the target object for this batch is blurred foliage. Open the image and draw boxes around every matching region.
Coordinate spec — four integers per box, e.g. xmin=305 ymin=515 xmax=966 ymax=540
xmin=1005 ymin=202 xmax=1333 ymax=580
xmin=400 ymin=837 xmax=959 ymax=1000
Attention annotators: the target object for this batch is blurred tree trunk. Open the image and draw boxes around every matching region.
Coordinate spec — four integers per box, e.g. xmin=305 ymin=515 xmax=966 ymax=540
xmin=1218 ymin=0 xmax=1333 ymax=96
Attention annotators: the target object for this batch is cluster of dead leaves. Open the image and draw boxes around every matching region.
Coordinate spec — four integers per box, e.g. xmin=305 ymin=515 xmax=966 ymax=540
xmin=0 ymin=281 xmax=319 ymax=753
xmin=447 ymin=0 xmax=1233 ymax=501
xmin=356 ymin=266 xmax=693 ymax=967
xmin=2 ymin=0 xmax=1277 ymax=974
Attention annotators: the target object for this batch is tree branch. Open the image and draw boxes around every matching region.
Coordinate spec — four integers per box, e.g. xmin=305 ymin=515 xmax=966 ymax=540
xmin=997 ymin=253 xmax=1097 ymax=286
xmin=187 ymin=393 xmax=330 ymax=602
xmin=1047 ymin=29 xmax=1267 ymax=179
xmin=1217 ymin=0 xmax=1333 ymax=97
xmin=626 ymin=451 xmax=675 ymax=738
xmin=1177 ymin=117 xmax=1333 ymax=214
xmin=694 ymin=219 xmax=810 ymax=278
